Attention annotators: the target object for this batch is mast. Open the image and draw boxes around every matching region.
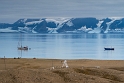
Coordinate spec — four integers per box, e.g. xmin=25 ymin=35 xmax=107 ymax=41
xmin=20 ymin=33 xmax=22 ymax=47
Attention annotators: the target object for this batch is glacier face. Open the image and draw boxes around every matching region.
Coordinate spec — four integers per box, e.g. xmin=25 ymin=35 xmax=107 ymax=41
xmin=0 ymin=17 xmax=124 ymax=33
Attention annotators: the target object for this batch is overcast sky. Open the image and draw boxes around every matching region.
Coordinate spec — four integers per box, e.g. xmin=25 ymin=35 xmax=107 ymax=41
xmin=0 ymin=0 xmax=124 ymax=23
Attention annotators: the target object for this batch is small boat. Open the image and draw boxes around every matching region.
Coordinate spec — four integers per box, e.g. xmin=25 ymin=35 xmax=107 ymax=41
xmin=104 ymin=47 xmax=114 ymax=50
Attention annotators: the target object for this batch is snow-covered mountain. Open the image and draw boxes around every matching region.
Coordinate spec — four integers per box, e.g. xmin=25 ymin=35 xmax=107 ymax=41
xmin=0 ymin=17 xmax=124 ymax=33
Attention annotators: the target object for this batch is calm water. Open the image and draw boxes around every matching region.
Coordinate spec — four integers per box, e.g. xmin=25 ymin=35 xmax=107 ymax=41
xmin=0 ymin=33 xmax=124 ymax=60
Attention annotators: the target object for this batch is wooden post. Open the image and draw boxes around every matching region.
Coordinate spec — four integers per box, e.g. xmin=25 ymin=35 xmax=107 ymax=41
xmin=51 ymin=59 xmax=54 ymax=69
xmin=4 ymin=56 xmax=6 ymax=70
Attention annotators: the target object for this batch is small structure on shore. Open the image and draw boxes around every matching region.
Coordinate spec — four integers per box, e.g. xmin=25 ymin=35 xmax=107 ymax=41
xmin=62 ymin=60 xmax=69 ymax=68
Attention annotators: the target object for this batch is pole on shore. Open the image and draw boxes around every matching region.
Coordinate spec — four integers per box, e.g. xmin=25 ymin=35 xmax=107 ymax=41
xmin=4 ymin=56 xmax=6 ymax=70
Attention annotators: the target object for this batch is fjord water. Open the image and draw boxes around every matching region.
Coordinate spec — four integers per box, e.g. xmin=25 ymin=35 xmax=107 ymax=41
xmin=0 ymin=33 xmax=124 ymax=60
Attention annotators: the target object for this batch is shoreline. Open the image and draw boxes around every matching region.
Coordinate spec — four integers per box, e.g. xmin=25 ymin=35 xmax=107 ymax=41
xmin=1 ymin=58 xmax=124 ymax=71
xmin=1 ymin=57 xmax=124 ymax=60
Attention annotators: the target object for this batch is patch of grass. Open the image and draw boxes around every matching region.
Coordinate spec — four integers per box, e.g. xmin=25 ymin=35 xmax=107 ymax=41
xmin=53 ymin=70 xmax=71 ymax=82
xmin=109 ymin=67 xmax=124 ymax=71
xmin=30 ymin=66 xmax=41 ymax=69
xmin=74 ymin=68 xmax=122 ymax=82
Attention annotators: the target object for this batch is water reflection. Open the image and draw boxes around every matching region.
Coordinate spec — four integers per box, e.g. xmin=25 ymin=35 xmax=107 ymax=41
xmin=1 ymin=33 xmax=124 ymax=60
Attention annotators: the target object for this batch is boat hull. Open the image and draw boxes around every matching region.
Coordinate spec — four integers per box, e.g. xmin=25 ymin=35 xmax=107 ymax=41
xmin=104 ymin=48 xmax=114 ymax=50
xmin=18 ymin=47 xmax=28 ymax=50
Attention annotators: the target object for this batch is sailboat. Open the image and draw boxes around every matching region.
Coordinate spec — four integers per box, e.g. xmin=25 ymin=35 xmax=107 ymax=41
xmin=18 ymin=46 xmax=28 ymax=50
xmin=17 ymin=33 xmax=28 ymax=51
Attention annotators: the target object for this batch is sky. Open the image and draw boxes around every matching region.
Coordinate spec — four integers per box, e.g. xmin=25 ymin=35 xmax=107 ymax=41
xmin=0 ymin=0 xmax=124 ymax=23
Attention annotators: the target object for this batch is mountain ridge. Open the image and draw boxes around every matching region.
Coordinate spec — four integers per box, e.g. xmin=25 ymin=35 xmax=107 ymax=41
xmin=0 ymin=17 xmax=124 ymax=33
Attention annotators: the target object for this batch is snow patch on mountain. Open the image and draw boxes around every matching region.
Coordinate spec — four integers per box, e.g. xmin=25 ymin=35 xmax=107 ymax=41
xmin=88 ymin=28 xmax=101 ymax=33
xmin=54 ymin=18 xmax=70 ymax=23
xmin=56 ymin=18 xmax=70 ymax=29
xmin=105 ymin=19 xmax=116 ymax=33
xmin=78 ymin=26 xmax=92 ymax=33
xmin=0 ymin=27 xmax=18 ymax=33
xmin=97 ymin=20 xmax=104 ymax=27
xmin=66 ymin=20 xmax=73 ymax=27
xmin=25 ymin=20 xmax=43 ymax=25
xmin=31 ymin=26 xmax=38 ymax=33
xmin=23 ymin=19 xmax=27 ymax=23
xmin=108 ymin=17 xmax=122 ymax=20
xmin=47 ymin=27 xmax=58 ymax=33
xmin=45 ymin=18 xmax=58 ymax=23
xmin=88 ymin=20 xmax=103 ymax=33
